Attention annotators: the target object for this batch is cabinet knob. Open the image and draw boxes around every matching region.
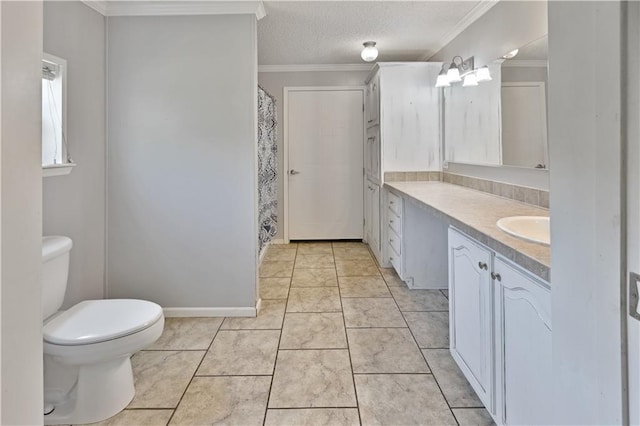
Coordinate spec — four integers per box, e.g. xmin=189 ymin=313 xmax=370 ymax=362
xmin=390 ymin=256 xmax=394 ymax=261
xmin=491 ymin=272 xmax=502 ymax=282
xmin=390 ymin=201 xmax=395 ymax=204
xmin=389 ymin=219 xmax=394 ymax=224
xmin=390 ymin=238 xmax=394 ymax=243
xmin=478 ymin=262 xmax=488 ymax=270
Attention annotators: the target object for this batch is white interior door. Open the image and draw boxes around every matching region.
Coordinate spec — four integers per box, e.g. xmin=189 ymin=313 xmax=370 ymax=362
xmin=287 ymin=88 xmax=364 ymax=240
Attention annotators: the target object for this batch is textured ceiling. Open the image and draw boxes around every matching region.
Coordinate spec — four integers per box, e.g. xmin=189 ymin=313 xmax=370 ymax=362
xmin=258 ymin=1 xmax=484 ymax=65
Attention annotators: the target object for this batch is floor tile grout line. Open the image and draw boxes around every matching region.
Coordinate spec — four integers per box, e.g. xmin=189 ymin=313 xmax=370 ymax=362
xmin=165 ymin=318 xmax=224 ymax=425
xmin=384 ymin=274 xmax=461 ymax=425
xmin=263 ymin=244 xmax=296 ymax=425
xmin=334 ymin=242 xmax=363 ymax=426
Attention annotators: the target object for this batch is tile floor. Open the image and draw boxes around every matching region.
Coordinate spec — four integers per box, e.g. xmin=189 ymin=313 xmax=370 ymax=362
xmin=92 ymin=242 xmax=494 ymax=426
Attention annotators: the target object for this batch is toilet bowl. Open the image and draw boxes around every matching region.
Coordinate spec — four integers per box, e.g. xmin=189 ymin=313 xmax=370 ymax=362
xmin=42 ymin=237 xmax=164 ymax=425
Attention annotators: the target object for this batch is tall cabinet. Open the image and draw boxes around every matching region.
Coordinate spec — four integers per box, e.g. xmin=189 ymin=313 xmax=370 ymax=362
xmin=363 ymin=62 xmax=442 ymax=265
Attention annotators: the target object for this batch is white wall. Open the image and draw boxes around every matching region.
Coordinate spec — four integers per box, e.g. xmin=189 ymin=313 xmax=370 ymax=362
xmin=0 ymin=1 xmax=44 ymax=423
xmin=43 ymin=1 xmax=106 ymax=309
xmin=107 ymin=15 xmax=258 ymax=310
xmin=548 ymin=2 xmax=624 ymax=423
xmin=432 ymin=1 xmax=549 ymax=189
xmin=258 ymin=70 xmax=370 ymax=240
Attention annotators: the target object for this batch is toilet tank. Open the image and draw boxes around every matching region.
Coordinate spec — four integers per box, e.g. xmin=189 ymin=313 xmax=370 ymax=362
xmin=42 ymin=236 xmax=73 ymax=320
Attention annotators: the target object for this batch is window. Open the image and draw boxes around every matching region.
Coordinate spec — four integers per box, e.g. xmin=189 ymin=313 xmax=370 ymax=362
xmin=42 ymin=53 xmax=74 ymax=176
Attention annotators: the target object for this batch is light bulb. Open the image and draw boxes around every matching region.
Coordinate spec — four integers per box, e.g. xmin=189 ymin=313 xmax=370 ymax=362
xmin=476 ymin=66 xmax=492 ymax=82
xmin=463 ymin=72 xmax=478 ymax=87
xmin=446 ymin=64 xmax=461 ymax=83
xmin=361 ymin=41 xmax=378 ymax=62
xmin=502 ymin=48 xmax=519 ymax=59
xmin=435 ymin=73 xmax=450 ymax=88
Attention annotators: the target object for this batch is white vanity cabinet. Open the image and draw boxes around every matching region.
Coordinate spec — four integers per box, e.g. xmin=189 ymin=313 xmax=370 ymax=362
xmin=386 ymin=190 xmax=404 ymax=278
xmin=364 ymin=179 xmax=381 ymax=260
xmin=365 ymin=127 xmax=381 ymax=185
xmin=448 ymin=228 xmax=494 ymax=411
xmin=365 ymin=73 xmax=380 ymax=128
xmin=493 ymin=256 xmax=552 ymax=425
xmin=448 ymin=227 xmax=552 ymax=425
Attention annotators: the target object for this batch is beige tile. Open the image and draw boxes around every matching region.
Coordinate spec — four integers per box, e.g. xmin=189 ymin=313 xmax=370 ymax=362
xmin=84 ymin=409 xmax=173 ymax=426
xmin=295 ymin=254 xmax=335 ymax=269
xmin=287 ymin=287 xmax=342 ymax=312
xmin=333 ymin=246 xmax=372 ymax=260
xmin=270 ymin=242 xmax=298 ymax=250
xmin=265 ymin=408 xmax=360 ymax=426
xmin=269 ymin=350 xmax=357 ymax=408
xmin=264 ymin=248 xmax=297 ymax=262
xmin=260 ymin=261 xmax=294 ymax=278
xmin=332 ymin=241 xmax=367 ymax=248
xmin=338 ymin=276 xmax=391 ymax=298
xmin=539 ymin=190 xmax=550 ymax=208
xmin=347 ymin=328 xmax=429 ymax=374
xmin=453 ymin=408 xmax=496 ymax=426
xmin=422 ymin=349 xmax=484 ymax=408
xmin=342 ymin=298 xmax=406 ymax=328
xmin=389 ymin=287 xmax=449 ymax=312
xmin=260 ymin=277 xmax=291 ymax=299
xmin=335 ymin=259 xmax=380 ymax=276
xmin=297 ymin=242 xmax=333 ymax=255
xmin=197 ymin=330 xmax=280 ymax=376
xmin=291 ymin=268 xmax=338 ymax=287
xmin=354 ymin=374 xmax=456 ymax=425
xmin=170 ymin=376 xmax=271 ymax=425
xmin=129 ymin=351 xmax=204 ymax=408
xmin=380 ymin=267 xmax=406 ymax=287
xmin=404 ymin=311 xmax=450 ymax=348
xmin=280 ymin=312 xmax=347 ymax=349
xmin=221 ymin=299 xmax=285 ymax=330
xmin=148 ymin=317 xmax=222 ymax=350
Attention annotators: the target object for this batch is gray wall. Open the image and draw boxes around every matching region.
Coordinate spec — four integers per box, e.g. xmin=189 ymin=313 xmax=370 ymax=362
xmin=258 ymin=70 xmax=370 ymax=241
xmin=432 ymin=1 xmax=549 ymax=189
xmin=1 ymin=1 xmax=44 ymax=422
xmin=107 ymin=15 xmax=258 ymax=309
xmin=43 ymin=1 xmax=106 ymax=309
xmin=548 ymin=2 xmax=623 ymax=423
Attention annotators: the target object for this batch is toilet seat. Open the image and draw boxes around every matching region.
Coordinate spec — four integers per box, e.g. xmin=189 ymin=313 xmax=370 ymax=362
xmin=44 ymin=299 xmax=163 ymax=346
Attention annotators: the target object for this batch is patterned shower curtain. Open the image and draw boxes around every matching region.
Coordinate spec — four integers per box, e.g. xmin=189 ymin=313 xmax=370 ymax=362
xmin=258 ymin=86 xmax=278 ymax=254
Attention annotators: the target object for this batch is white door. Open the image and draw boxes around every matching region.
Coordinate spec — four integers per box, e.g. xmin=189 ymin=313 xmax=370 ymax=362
xmin=287 ymin=88 xmax=364 ymax=240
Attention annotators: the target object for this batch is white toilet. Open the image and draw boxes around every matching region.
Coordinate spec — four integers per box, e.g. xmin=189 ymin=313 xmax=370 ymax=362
xmin=42 ymin=236 xmax=164 ymax=425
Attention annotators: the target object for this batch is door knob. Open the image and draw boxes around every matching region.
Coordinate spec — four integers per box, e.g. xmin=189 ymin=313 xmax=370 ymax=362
xmin=290 ymin=169 xmax=300 ymax=175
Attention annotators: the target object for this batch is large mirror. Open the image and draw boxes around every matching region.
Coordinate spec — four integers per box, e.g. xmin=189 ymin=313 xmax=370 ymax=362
xmin=443 ymin=35 xmax=549 ymax=170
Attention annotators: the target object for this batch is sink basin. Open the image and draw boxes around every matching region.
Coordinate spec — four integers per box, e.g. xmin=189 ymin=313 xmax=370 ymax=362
xmin=496 ymin=216 xmax=550 ymax=246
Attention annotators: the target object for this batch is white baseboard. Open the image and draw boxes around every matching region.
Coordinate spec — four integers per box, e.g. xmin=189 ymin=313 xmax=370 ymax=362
xmin=163 ymin=306 xmax=257 ymax=318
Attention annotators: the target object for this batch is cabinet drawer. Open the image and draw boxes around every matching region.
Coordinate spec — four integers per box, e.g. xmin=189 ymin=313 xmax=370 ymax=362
xmin=388 ymin=191 xmax=402 ymax=215
xmin=388 ymin=226 xmax=401 ymax=255
xmin=388 ymin=208 xmax=402 ymax=236
xmin=389 ymin=243 xmax=401 ymax=273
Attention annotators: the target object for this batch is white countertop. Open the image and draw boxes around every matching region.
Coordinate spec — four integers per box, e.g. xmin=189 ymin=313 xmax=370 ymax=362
xmin=385 ymin=181 xmax=550 ymax=282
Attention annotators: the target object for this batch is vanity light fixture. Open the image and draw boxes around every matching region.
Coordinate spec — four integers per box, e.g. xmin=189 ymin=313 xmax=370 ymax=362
xmin=462 ymin=72 xmax=479 ymax=87
xmin=361 ymin=41 xmax=379 ymax=62
xmin=476 ymin=66 xmax=492 ymax=82
xmin=435 ymin=64 xmax=451 ymax=87
xmin=446 ymin=56 xmax=463 ymax=82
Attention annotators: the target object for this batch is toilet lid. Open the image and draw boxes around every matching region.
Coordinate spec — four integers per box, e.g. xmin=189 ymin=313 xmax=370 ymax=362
xmin=43 ymin=299 xmax=163 ymax=346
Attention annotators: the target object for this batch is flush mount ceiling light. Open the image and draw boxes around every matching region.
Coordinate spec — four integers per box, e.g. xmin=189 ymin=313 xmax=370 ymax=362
xmin=361 ymin=41 xmax=378 ymax=62
xmin=502 ymin=48 xmax=519 ymax=59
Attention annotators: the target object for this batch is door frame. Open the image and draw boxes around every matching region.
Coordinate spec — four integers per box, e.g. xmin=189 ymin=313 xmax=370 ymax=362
xmin=282 ymin=86 xmax=365 ymax=243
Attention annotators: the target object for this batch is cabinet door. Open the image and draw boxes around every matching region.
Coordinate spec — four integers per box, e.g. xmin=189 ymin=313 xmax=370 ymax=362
xmin=369 ymin=183 xmax=380 ymax=253
xmin=368 ymin=75 xmax=380 ymax=127
xmin=448 ymin=228 xmax=493 ymax=410
xmin=363 ymin=181 xmax=371 ymax=244
xmin=494 ymin=257 xmax=552 ymax=426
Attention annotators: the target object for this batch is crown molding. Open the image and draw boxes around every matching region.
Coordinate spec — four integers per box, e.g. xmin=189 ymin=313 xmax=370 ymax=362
xmin=81 ymin=1 xmax=108 ymax=15
xmin=80 ymin=1 xmax=266 ymax=19
xmin=258 ymin=64 xmax=374 ymax=73
xmin=502 ymin=59 xmax=547 ymax=68
xmin=420 ymin=0 xmax=500 ymax=61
